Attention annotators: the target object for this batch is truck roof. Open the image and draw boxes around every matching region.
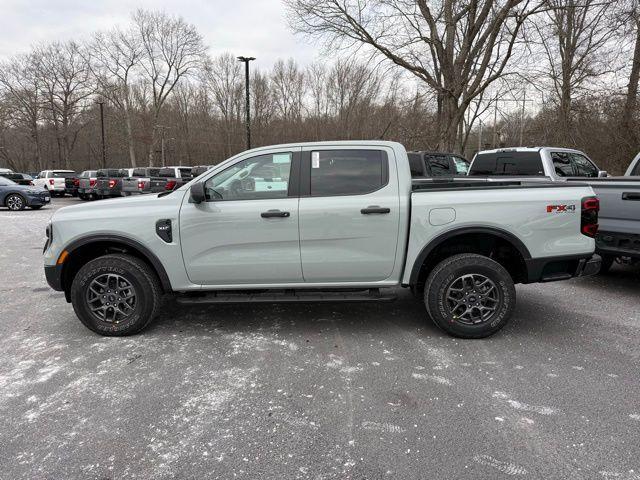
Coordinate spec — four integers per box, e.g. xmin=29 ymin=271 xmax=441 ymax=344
xmin=476 ymin=146 xmax=585 ymax=155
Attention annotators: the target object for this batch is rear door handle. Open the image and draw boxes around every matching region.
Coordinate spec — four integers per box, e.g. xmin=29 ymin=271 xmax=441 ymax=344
xmin=261 ymin=209 xmax=290 ymax=218
xmin=622 ymin=192 xmax=640 ymax=201
xmin=361 ymin=206 xmax=391 ymax=214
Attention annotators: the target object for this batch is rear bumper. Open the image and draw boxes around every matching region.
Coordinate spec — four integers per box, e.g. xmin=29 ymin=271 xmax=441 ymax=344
xmin=525 ymin=254 xmax=601 ymax=283
xmin=45 ymin=264 xmax=63 ymax=291
xmin=596 ymin=231 xmax=640 ymax=259
xmin=95 ymin=188 xmax=122 ymax=197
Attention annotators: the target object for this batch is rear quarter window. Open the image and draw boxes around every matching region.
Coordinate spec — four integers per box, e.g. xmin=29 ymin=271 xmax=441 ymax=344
xmin=470 ymin=152 xmax=544 ymax=176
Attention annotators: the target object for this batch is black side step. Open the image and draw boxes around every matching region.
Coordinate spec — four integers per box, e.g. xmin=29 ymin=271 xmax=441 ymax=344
xmin=176 ymin=288 xmax=397 ymax=305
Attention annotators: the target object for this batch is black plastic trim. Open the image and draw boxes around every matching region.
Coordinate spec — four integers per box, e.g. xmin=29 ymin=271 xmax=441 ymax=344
xmin=62 ymin=234 xmax=173 ymax=292
xmin=409 ymin=226 xmax=532 ymax=286
xmin=524 ymin=253 xmax=598 ymax=282
xmin=45 ymin=265 xmax=63 ymax=291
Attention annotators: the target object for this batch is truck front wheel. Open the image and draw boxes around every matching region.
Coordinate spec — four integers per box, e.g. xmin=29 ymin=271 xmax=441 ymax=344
xmin=423 ymin=253 xmax=515 ymax=339
xmin=70 ymin=254 xmax=162 ymax=336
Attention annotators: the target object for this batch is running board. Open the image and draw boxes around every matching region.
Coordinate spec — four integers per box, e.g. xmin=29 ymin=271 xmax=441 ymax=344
xmin=176 ymin=288 xmax=397 ymax=305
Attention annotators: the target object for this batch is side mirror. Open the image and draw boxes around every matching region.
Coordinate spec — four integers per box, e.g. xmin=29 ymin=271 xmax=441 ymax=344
xmin=190 ymin=181 xmax=206 ymax=204
xmin=598 ymin=170 xmax=608 ymax=178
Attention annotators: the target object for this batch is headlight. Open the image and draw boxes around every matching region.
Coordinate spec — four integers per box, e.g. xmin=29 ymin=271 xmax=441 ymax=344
xmin=44 ymin=222 xmax=52 ymax=253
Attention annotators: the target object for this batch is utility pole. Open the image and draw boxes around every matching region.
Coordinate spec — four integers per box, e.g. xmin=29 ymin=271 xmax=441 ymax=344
xmin=519 ymin=88 xmax=527 ymax=146
xmin=97 ymin=100 xmax=106 ymax=169
xmin=478 ymin=120 xmax=483 ymax=152
xmin=154 ymin=125 xmax=170 ymax=167
xmin=492 ymin=93 xmax=499 ymax=148
xmin=237 ymin=56 xmax=255 ymax=150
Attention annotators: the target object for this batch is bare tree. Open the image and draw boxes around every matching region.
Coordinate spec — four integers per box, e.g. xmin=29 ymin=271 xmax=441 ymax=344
xmin=88 ymin=26 xmax=144 ymax=166
xmin=620 ymin=0 xmax=640 ymax=148
xmin=201 ymin=53 xmax=243 ymax=157
xmin=36 ymin=41 xmax=94 ymax=169
xmin=0 ymin=53 xmax=44 ymax=170
xmin=286 ymin=0 xmax=545 ymax=151
xmin=132 ymin=9 xmax=207 ymax=166
xmin=533 ymin=0 xmax=619 ymax=145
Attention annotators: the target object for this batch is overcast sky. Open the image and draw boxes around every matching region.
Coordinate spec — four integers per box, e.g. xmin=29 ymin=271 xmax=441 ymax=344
xmin=0 ymin=0 xmax=321 ymax=68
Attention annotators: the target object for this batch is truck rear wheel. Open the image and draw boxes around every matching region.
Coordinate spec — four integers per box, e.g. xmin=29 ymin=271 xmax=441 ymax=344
xmin=70 ymin=254 xmax=162 ymax=336
xmin=423 ymin=253 xmax=515 ymax=339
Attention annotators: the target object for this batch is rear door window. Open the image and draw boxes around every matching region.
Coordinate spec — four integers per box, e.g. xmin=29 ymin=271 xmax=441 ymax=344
xmin=309 ymin=150 xmax=387 ymax=196
xmin=425 ymin=154 xmax=451 ymax=176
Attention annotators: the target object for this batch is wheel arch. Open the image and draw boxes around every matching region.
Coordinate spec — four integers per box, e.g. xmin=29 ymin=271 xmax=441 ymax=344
xmin=409 ymin=226 xmax=532 ymax=288
xmin=60 ymin=234 xmax=172 ymax=300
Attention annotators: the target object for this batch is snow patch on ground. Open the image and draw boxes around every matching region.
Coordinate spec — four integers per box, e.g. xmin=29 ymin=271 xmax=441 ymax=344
xmin=473 ymin=454 xmax=527 ymax=475
xmin=493 ymin=391 xmax=559 ymax=416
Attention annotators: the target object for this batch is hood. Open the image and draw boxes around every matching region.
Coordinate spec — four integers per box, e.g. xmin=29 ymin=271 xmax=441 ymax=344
xmin=52 ymin=190 xmax=185 ymax=221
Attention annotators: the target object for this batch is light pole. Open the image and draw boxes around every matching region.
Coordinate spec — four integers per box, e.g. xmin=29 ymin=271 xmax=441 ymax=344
xmin=237 ymin=56 xmax=255 ymax=150
xmin=96 ymin=99 xmax=106 ymax=169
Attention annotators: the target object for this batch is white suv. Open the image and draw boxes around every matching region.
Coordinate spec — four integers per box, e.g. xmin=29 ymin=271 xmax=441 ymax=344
xmin=33 ymin=170 xmax=76 ymax=197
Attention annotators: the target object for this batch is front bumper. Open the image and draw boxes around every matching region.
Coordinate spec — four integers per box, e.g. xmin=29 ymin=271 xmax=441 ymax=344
xmin=45 ymin=264 xmax=63 ymax=291
xmin=26 ymin=193 xmax=51 ymax=206
xmin=525 ymin=254 xmax=601 ymax=283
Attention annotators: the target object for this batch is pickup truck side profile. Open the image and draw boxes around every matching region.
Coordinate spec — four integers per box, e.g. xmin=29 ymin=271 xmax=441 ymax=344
xmin=469 ymin=147 xmax=640 ymax=272
xmin=44 ymin=141 xmax=600 ymax=339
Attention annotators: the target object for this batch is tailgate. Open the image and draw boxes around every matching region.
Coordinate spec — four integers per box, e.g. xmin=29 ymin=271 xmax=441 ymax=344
xmin=584 ymin=179 xmax=640 ymax=235
xmin=121 ymin=178 xmax=141 ymax=192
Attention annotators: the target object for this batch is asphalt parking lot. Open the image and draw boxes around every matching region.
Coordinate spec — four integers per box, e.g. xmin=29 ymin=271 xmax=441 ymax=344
xmin=1 ymin=196 xmax=639 ymax=479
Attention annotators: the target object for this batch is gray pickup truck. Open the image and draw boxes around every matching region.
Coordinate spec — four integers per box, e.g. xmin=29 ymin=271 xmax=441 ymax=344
xmin=95 ymin=169 xmax=131 ymax=198
xmin=122 ymin=168 xmax=168 ymax=196
xmin=469 ymin=147 xmax=640 ymax=272
xmin=44 ymin=141 xmax=600 ymax=339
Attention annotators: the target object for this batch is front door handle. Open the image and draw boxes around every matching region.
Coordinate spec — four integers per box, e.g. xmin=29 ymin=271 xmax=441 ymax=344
xmin=622 ymin=192 xmax=640 ymax=201
xmin=361 ymin=206 xmax=391 ymax=214
xmin=261 ymin=209 xmax=290 ymax=218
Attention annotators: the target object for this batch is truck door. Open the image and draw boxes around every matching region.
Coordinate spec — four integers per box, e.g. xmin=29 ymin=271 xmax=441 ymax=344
xmin=179 ymin=148 xmax=303 ymax=286
xmin=298 ymin=147 xmax=400 ymax=282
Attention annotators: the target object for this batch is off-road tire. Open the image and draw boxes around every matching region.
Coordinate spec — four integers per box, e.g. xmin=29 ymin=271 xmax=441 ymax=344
xmin=70 ymin=254 xmax=162 ymax=336
xmin=423 ymin=253 xmax=516 ymax=339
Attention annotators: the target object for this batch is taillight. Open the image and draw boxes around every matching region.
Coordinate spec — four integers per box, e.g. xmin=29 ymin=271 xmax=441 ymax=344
xmin=581 ymin=196 xmax=599 ymax=238
xmin=29 ymin=181 xmax=34 ymax=186
xmin=73 ymin=178 xmax=79 ymax=186
xmin=108 ymin=179 xmax=117 ymax=188
xmin=49 ymin=179 xmax=54 ymax=185
xmin=165 ymin=180 xmax=177 ymax=190
xmin=138 ymin=180 xmax=145 ymax=190
xmin=89 ymin=179 xmax=96 ymax=187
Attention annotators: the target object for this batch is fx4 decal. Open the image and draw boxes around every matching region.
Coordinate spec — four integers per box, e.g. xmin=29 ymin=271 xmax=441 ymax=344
xmin=547 ymin=204 xmax=576 ymax=213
